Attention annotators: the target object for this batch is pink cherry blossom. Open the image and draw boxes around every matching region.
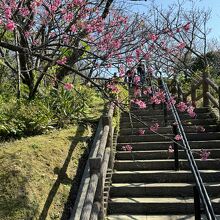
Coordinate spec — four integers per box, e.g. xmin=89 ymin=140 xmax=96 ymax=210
xmin=144 ymin=52 xmax=151 ymax=60
xmin=148 ymin=33 xmax=158 ymax=42
xmin=155 ymin=90 xmax=166 ymax=103
xmin=64 ymin=83 xmax=73 ymax=91
xmin=183 ymin=22 xmax=190 ymax=32
xmin=199 ymin=149 xmax=210 ymax=161
xmin=106 ymin=83 xmax=119 ymax=93
xmin=174 ymin=134 xmax=182 ymax=141
xmin=188 ymin=111 xmax=196 ymax=118
xmin=126 ymin=54 xmax=134 ymax=64
xmin=138 ymin=129 xmax=145 ymax=135
xmin=143 ymin=87 xmax=152 ymax=95
xmin=122 ymin=144 xmax=132 ymax=152
xmin=6 ymin=21 xmax=15 ymax=31
xmin=73 ymin=0 xmax=85 ymax=6
xmin=132 ymin=99 xmax=147 ymax=109
xmin=135 ymin=48 xmax=142 ymax=59
xmin=187 ymin=106 xmax=196 ymax=118
xmin=167 ymin=145 xmax=174 ymax=158
xmin=147 ymin=67 xmax=153 ymax=75
xmin=34 ymin=0 xmax=43 ymax=7
xmin=149 ymin=123 xmax=159 ymax=132
xmin=166 ymin=96 xmax=176 ymax=110
xmin=133 ymin=75 xmax=140 ymax=85
xmin=151 ymin=96 xmax=161 ymax=105
xmin=177 ymin=42 xmax=186 ymax=49
xmin=197 ymin=126 xmax=205 ymax=133
xmin=71 ymin=24 xmax=77 ymax=32
xmin=5 ymin=7 xmax=12 ymax=19
xmin=57 ymin=57 xmax=67 ymax=65
xmin=49 ymin=5 xmax=57 ymax=12
xmin=137 ymin=100 xmax=146 ymax=109
xmin=119 ymin=66 xmax=125 ymax=77
xmin=64 ymin=12 xmax=74 ymax=22
xmin=134 ymin=87 xmax=141 ymax=97
xmin=176 ymin=102 xmax=188 ymax=112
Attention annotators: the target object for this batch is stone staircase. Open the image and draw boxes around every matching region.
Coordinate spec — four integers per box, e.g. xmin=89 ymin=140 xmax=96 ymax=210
xmin=106 ymin=104 xmax=220 ymax=220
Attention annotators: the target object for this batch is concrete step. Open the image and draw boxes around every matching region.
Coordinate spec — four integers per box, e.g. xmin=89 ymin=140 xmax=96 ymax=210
xmin=123 ymin=109 xmax=164 ymax=117
xmin=107 ymin=197 xmax=220 ymax=215
xmin=114 ymin=159 xmax=220 ymax=171
xmin=112 ymin=170 xmax=220 ymax=183
xmin=109 ymin=182 xmax=220 ymax=197
xmin=120 ymin=119 xmax=216 ymax=128
xmin=117 ymin=132 xmax=220 ymax=143
xmin=116 ymin=140 xmax=220 ymax=151
xmin=115 ymin=149 xmax=220 ymax=160
xmin=130 ymin=105 xmax=163 ymax=111
xmin=107 ymin=214 xmax=220 ymax=220
xmin=126 ymin=107 xmax=210 ymax=116
xmin=120 ymin=113 xmax=212 ymax=122
xmin=119 ymin=125 xmax=219 ymax=135
xmin=120 ymin=126 xmax=172 ymax=135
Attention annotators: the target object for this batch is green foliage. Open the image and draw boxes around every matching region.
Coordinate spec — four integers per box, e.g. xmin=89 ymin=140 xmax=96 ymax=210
xmin=117 ymin=83 xmax=129 ymax=108
xmin=46 ymin=84 xmax=104 ymax=126
xmin=80 ymin=41 xmax=91 ymax=58
xmin=112 ymin=82 xmax=129 ymax=131
xmin=0 ymin=84 xmax=104 ymax=140
xmin=191 ymin=51 xmax=220 ymax=78
xmin=0 ymin=98 xmax=53 ymax=139
xmin=112 ymin=106 xmax=120 ymax=132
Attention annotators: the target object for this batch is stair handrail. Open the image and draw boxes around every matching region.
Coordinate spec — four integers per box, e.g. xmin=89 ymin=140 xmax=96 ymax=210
xmin=162 ymin=78 xmax=217 ymax=220
xmin=70 ymin=102 xmax=115 ymax=220
xmin=169 ymin=73 xmax=220 ymax=118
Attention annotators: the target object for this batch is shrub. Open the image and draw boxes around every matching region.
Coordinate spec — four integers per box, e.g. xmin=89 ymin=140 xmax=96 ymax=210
xmin=0 ymin=98 xmax=53 ymax=139
xmin=0 ymin=83 xmax=104 ymax=140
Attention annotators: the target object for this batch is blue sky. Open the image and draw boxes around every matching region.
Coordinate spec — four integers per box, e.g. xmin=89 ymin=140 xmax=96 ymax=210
xmin=127 ymin=0 xmax=220 ymax=39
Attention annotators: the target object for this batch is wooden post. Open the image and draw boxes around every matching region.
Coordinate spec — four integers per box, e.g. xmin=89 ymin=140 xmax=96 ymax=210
xmin=193 ymin=186 xmax=201 ymax=220
xmin=102 ymin=115 xmax=110 ymax=127
xmin=177 ymin=83 xmax=183 ymax=102
xmin=107 ymin=104 xmax=114 ymax=169
xmin=202 ymin=71 xmax=209 ymax=107
xmin=172 ymin=123 xmax=179 ymax=171
xmin=191 ymin=84 xmax=196 ymax=107
xmin=157 ymin=78 xmax=162 ymax=89
xmin=89 ymin=157 xmax=102 ymax=175
xmin=183 ymin=94 xmax=187 ymax=103
xmin=163 ymin=102 xmax=168 ymax=126
xmin=219 ymin=86 xmax=220 ymax=120
xmin=96 ymin=116 xmax=110 ymax=159
xmin=90 ymin=202 xmax=101 ymax=220
xmin=94 ymin=168 xmax=104 ymax=219
xmin=81 ymin=158 xmax=101 ymax=220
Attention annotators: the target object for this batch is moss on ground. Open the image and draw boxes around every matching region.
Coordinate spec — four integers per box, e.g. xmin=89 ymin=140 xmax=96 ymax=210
xmin=0 ymin=125 xmax=92 ymax=220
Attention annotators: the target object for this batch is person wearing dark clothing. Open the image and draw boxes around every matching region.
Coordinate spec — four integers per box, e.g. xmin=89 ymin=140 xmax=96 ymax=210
xmin=137 ymin=64 xmax=146 ymax=86
xmin=125 ymin=70 xmax=133 ymax=88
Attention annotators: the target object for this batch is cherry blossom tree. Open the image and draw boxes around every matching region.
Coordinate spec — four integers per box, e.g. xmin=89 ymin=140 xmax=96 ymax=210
xmin=0 ymin=0 xmax=147 ymax=99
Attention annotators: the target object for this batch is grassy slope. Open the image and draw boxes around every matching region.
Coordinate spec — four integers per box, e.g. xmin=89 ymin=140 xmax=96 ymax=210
xmin=0 ymin=125 xmax=92 ymax=220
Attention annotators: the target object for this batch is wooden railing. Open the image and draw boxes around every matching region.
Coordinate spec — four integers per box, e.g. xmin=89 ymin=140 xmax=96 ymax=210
xmin=70 ymin=103 xmax=115 ymax=220
xmin=169 ymin=72 xmax=220 ymax=118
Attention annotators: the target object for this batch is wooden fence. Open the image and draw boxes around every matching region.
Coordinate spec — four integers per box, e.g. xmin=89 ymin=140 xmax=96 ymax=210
xmin=70 ymin=103 xmax=115 ymax=220
xmin=169 ymin=72 xmax=220 ymax=117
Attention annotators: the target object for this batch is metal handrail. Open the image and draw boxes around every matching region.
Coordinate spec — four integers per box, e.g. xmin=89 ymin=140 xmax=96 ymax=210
xmin=162 ymin=78 xmax=217 ymax=220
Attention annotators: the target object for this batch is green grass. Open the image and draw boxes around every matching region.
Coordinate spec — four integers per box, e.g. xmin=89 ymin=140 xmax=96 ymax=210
xmin=0 ymin=125 xmax=92 ymax=220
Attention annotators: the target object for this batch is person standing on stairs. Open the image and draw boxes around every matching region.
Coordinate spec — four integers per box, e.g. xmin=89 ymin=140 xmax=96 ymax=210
xmin=137 ymin=63 xmax=147 ymax=97
xmin=137 ymin=64 xmax=145 ymax=86
xmin=125 ymin=69 xmax=133 ymax=88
